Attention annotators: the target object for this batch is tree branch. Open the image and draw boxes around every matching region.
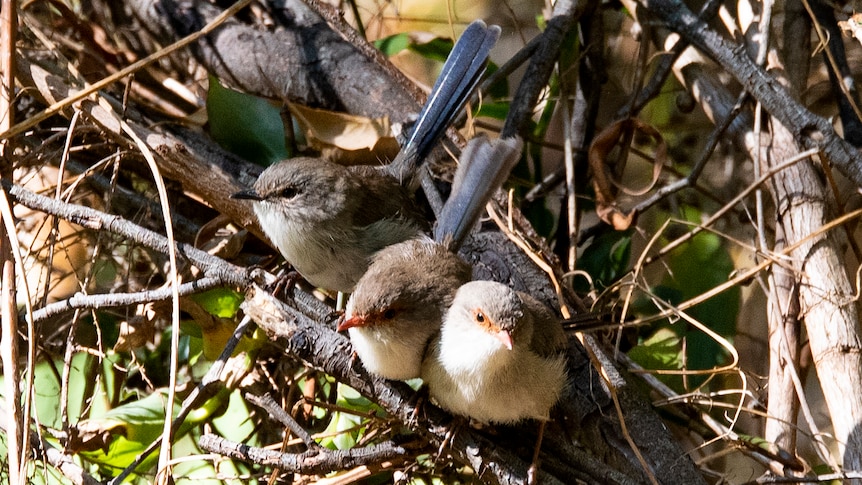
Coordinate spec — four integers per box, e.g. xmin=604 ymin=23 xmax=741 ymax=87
xmin=640 ymin=0 xmax=862 ymax=187
xmin=198 ymin=433 xmax=407 ymax=474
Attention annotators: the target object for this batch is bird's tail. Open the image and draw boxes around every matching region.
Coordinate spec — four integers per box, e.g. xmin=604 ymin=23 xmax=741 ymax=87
xmin=434 ymin=135 xmax=523 ymax=251
xmin=387 ymin=20 xmax=500 ymax=181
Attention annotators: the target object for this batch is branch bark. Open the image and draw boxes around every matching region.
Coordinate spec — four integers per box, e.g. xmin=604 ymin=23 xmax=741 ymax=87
xmin=3 ymin=176 xmax=703 ymax=483
xmin=127 ymin=0 xmax=436 ymax=127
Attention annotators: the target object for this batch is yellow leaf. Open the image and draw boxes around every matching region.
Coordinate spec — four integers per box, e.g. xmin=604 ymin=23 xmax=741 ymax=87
xmin=289 ymin=104 xmax=399 ymax=163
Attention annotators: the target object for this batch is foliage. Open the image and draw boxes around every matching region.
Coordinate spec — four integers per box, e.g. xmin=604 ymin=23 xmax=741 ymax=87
xmin=206 ymin=76 xmax=289 ymax=165
xmin=3 ymin=0 xmax=857 ymax=483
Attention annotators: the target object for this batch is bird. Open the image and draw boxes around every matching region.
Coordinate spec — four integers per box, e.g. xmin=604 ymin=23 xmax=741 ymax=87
xmin=233 ymin=158 xmax=424 ymax=293
xmin=339 ymin=237 xmax=472 ymax=380
xmin=339 ymin=136 xmax=523 ymax=379
xmin=420 ymin=280 xmax=568 ymax=424
xmin=232 ymin=20 xmax=501 ymax=293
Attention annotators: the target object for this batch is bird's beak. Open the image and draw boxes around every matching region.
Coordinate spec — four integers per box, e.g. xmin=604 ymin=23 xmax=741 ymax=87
xmin=337 ymin=315 xmax=368 ymax=331
xmin=494 ymin=330 xmax=513 ymax=350
xmin=231 ymin=188 xmax=263 ymax=201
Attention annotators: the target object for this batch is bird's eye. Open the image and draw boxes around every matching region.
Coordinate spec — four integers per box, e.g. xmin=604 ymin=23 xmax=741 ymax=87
xmin=383 ymin=308 xmax=397 ymax=320
xmin=474 ymin=311 xmax=486 ymax=323
xmin=280 ymin=187 xmax=300 ymax=199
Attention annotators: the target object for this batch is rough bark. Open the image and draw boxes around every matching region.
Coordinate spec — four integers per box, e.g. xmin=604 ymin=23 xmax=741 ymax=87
xmin=763 ymin=0 xmax=806 ymax=468
xmin=127 ymin=0 xmax=431 ymax=126
xmin=762 ymin=128 xmax=802 ymax=460
xmin=764 ymin=121 xmax=862 ymax=477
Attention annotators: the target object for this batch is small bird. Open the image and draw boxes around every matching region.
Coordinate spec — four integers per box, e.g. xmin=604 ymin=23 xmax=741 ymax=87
xmin=233 ymin=158 xmax=425 ymax=293
xmin=421 ymin=280 xmax=568 ymax=424
xmin=232 ymin=20 xmax=500 ymax=293
xmin=338 ymin=136 xmax=523 ymax=379
xmin=339 ymin=238 xmax=472 ymax=380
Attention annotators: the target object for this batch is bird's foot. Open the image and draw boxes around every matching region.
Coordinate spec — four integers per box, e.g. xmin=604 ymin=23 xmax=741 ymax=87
xmin=526 ymin=420 xmax=547 ymax=485
xmin=406 ymin=383 xmax=430 ymax=426
xmin=266 ymin=264 xmax=300 ymax=300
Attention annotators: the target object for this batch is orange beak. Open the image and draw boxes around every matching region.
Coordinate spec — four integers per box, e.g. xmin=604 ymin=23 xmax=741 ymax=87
xmin=494 ymin=330 xmax=513 ymax=350
xmin=337 ymin=315 xmax=368 ymax=331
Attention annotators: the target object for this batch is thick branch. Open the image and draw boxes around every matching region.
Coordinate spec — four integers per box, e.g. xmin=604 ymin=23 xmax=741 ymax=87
xmin=130 ymin=0 xmax=430 ymax=124
xmin=501 ymin=0 xmax=591 ymax=138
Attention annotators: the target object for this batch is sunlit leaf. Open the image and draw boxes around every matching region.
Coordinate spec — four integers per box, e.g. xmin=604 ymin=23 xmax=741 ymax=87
xmin=375 ymin=32 xmax=412 ymax=56
xmin=628 ymin=327 xmax=682 ymax=370
xmin=189 ymin=288 xmax=244 ymax=318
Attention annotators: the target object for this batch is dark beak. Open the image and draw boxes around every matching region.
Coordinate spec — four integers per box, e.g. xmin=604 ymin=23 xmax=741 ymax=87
xmin=231 ymin=189 xmax=263 ymax=201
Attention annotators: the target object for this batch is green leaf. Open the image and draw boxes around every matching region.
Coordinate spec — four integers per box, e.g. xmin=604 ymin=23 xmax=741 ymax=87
xmin=474 ymin=101 xmax=512 ymax=120
xmin=3 ymin=352 xmax=111 ymax=429
xmin=408 ymin=36 xmax=456 ymax=62
xmin=188 ymin=288 xmax=244 ymax=318
xmin=627 ymin=326 xmax=685 ymax=390
xmin=77 ymin=391 xmax=180 ymax=471
xmin=207 ymin=76 xmax=288 ymax=166
xmin=628 ymin=327 xmax=682 ymax=370
xmin=319 ymin=383 xmax=381 ymax=450
xmin=663 ymin=209 xmax=739 ymax=372
xmin=374 ymin=32 xmax=412 ymax=56
xmin=575 ymin=229 xmax=632 ymax=292
xmin=212 ymin=389 xmax=258 ymax=444
xmin=79 ymin=387 xmax=228 ymax=473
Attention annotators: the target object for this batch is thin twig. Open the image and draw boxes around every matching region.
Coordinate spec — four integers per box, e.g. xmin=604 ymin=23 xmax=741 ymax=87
xmin=198 ymin=433 xmax=407 ymax=474
xmin=1 ymin=180 xmax=252 ymax=288
xmin=28 ymin=277 xmax=226 ymax=324
xmin=245 ymin=393 xmax=319 ymax=450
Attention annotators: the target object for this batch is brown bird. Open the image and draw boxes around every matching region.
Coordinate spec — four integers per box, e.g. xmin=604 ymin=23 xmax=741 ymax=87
xmin=338 ymin=136 xmax=523 ymax=379
xmin=234 ymin=158 xmax=424 ymax=293
xmin=340 ymin=237 xmax=472 ymax=380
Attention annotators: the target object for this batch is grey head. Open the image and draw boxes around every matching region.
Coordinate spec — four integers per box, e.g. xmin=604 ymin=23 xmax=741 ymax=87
xmin=448 ymin=280 xmax=535 ymax=350
xmin=232 ymin=157 xmax=356 ymax=224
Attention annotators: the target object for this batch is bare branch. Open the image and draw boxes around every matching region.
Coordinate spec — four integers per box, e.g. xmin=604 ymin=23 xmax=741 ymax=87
xmin=198 ymin=433 xmax=407 ymax=474
xmin=30 ymin=276 xmax=225 ymax=324
xmin=1 ymin=179 xmax=251 ymax=289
